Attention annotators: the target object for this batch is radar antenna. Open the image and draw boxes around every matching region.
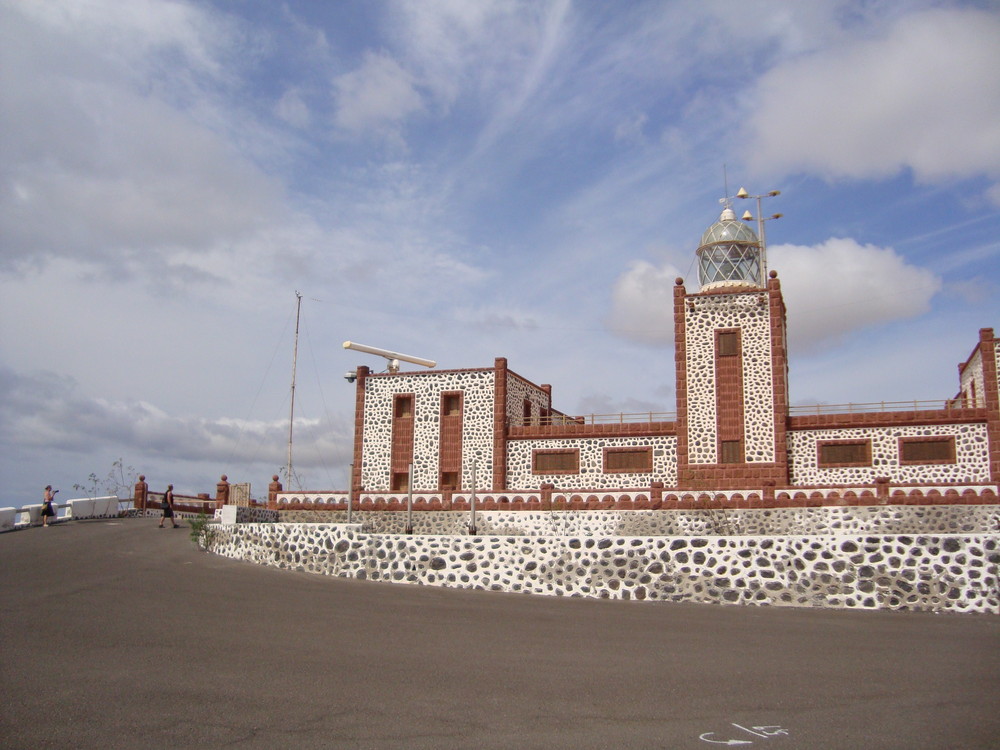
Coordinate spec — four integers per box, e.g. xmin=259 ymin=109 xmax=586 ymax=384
xmin=342 ymin=341 xmax=436 ymax=374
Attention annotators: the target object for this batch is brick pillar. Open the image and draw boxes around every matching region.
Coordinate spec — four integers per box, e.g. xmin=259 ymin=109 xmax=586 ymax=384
xmin=673 ymin=278 xmax=690 ymax=488
xmin=267 ymin=475 xmax=282 ymax=510
xmin=875 ymin=477 xmax=890 ymax=505
xmin=133 ymin=475 xmax=148 ymax=511
xmin=540 ymin=483 xmax=554 ymax=506
xmin=650 ymin=481 xmax=664 ymax=505
xmin=216 ymin=474 xmax=230 ymax=509
xmin=351 ymin=366 xmax=370 ymax=503
xmin=763 ymin=480 xmax=775 ymax=505
xmin=493 ymin=357 xmax=509 ymax=491
xmin=976 ymin=328 xmax=1000 ymax=484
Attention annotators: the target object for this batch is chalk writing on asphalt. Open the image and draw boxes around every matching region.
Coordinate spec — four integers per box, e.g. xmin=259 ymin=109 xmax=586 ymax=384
xmin=699 ymin=723 xmax=789 ymax=745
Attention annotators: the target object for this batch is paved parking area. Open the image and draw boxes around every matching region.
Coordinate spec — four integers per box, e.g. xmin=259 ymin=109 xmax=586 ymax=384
xmin=1 ymin=519 xmax=997 ymax=749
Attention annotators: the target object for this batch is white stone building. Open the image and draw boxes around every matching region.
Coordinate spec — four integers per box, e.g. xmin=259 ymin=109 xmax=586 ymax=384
xmin=347 ymin=205 xmax=999 ymax=508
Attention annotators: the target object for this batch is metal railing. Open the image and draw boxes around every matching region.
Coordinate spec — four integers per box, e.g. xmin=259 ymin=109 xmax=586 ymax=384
xmin=513 ymin=411 xmax=677 ymax=427
xmin=788 ymin=399 xmax=969 ymax=416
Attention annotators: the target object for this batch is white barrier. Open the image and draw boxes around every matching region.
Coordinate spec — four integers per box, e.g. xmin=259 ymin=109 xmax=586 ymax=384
xmin=0 ymin=508 xmax=16 ymax=531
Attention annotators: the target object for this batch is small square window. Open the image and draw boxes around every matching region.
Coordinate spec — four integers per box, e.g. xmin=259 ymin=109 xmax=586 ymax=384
xmin=442 ymin=393 xmax=461 ymax=417
xmin=717 ymin=331 xmax=739 ymax=357
xmin=719 ymin=440 xmax=741 ymax=464
xmin=394 ymin=395 xmax=413 ymax=419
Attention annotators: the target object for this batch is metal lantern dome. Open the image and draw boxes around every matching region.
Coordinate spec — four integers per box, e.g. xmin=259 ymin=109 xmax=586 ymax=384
xmin=696 ymin=206 xmax=762 ymax=291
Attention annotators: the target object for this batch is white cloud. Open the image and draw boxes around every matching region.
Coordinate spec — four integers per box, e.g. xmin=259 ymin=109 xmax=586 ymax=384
xmin=608 ymin=238 xmax=940 ymax=353
xmin=769 ymin=238 xmax=941 ymax=352
xmin=332 ymin=50 xmax=424 ymax=140
xmin=744 ymin=8 xmax=1000 ymax=192
xmin=608 ymin=260 xmax=683 ymax=345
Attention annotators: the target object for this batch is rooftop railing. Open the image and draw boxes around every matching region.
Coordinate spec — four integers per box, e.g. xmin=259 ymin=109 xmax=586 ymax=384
xmin=787 ymin=399 xmax=969 ymax=416
xmin=513 ymin=411 xmax=677 ymax=427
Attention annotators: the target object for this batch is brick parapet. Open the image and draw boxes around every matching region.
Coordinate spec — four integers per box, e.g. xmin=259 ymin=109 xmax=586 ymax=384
xmin=788 ymin=408 xmax=988 ymax=431
xmin=508 ymin=421 xmax=677 ymax=439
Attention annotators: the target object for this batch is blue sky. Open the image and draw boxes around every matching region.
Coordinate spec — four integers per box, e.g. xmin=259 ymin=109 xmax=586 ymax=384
xmin=1 ymin=0 xmax=998 ymax=502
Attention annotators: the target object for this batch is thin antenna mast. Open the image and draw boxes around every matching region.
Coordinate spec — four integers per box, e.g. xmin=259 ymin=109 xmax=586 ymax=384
xmin=287 ymin=291 xmax=302 ymax=487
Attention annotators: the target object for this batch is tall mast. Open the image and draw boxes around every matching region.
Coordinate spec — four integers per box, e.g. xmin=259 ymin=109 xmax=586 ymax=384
xmin=287 ymin=291 xmax=302 ymax=487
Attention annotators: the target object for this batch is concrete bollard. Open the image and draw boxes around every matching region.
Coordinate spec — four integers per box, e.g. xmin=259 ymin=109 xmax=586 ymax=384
xmin=0 ymin=507 xmax=16 ymax=532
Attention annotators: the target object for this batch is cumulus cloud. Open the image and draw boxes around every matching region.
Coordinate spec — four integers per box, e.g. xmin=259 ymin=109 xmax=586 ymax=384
xmin=608 ymin=260 xmax=683 ymax=345
xmin=608 ymin=238 xmax=940 ymax=353
xmin=744 ymin=8 xmax=1000 ymax=194
xmin=332 ymin=50 xmax=424 ymax=141
xmin=0 ymin=0 xmax=282 ymax=276
xmin=769 ymin=238 xmax=941 ymax=352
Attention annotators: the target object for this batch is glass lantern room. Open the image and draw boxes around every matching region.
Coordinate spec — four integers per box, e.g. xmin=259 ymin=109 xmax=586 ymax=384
xmin=696 ymin=207 xmax=762 ymax=290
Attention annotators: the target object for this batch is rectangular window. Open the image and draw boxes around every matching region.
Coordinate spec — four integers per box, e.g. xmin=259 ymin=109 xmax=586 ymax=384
xmin=391 ymin=471 xmax=410 ymax=492
xmin=717 ymin=331 xmax=739 ymax=357
xmin=818 ymin=440 xmax=871 ymax=467
xmin=719 ymin=440 xmax=742 ymax=464
xmin=439 ymin=471 xmax=459 ymax=491
xmin=394 ymin=394 xmax=413 ymax=419
xmin=900 ymin=437 xmax=956 ymax=464
xmin=533 ymin=449 xmax=579 ymax=474
xmin=441 ymin=393 xmax=461 ymax=417
xmin=604 ymin=447 xmax=653 ymax=473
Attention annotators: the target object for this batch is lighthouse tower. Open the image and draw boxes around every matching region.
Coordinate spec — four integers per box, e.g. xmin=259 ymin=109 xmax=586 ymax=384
xmin=673 ymin=204 xmax=790 ymax=490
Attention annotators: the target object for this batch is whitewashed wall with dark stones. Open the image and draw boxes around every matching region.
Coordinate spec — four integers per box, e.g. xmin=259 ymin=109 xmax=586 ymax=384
xmin=505 ymin=372 xmax=549 ymax=425
xmin=362 ymin=370 xmax=495 ymax=491
xmin=505 ymin=436 xmax=678 ymax=489
xmin=960 ymin=348 xmax=985 ymax=407
xmin=685 ymin=292 xmax=774 ymax=464
xmin=207 ymin=522 xmax=998 ymax=614
xmin=274 ymin=505 xmax=1000 ymax=537
xmin=788 ymin=423 xmax=991 ymax=485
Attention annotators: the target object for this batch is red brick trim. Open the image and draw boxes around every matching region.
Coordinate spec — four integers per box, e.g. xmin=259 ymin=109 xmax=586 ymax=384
xmin=508 ymin=421 xmax=677 ymax=440
xmin=788 ymin=408 xmax=988 ymax=431
xmin=673 ymin=279 xmax=690 ymax=475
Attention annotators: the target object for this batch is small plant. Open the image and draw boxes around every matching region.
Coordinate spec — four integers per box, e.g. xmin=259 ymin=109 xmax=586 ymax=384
xmin=188 ymin=511 xmax=217 ymax=549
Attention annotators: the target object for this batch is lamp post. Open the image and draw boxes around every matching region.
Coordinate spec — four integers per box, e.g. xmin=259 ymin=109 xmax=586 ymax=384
xmin=736 ymin=187 xmax=782 ymax=282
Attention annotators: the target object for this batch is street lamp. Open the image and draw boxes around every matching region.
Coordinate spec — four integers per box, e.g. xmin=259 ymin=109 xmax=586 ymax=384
xmin=736 ymin=187 xmax=782 ymax=281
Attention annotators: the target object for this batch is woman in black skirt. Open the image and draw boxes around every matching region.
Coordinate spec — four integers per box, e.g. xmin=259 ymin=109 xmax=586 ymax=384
xmin=41 ymin=485 xmax=57 ymax=527
xmin=159 ymin=484 xmax=179 ymax=528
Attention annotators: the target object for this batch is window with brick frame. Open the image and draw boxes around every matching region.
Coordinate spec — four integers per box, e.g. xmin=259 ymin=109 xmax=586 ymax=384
xmin=394 ymin=394 xmax=413 ymax=419
xmin=604 ymin=447 xmax=653 ymax=473
xmin=439 ymin=471 xmax=459 ymax=491
xmin=719 ymin=440 xmax=742 ymax=464
xmin=818 ymin=440 xmax=871 ymax=467
xmin=391 ymin=471 xmax=410 ymax=492
xmin=717 ymin=330 xmax=739 ymax=356
xmin=532 ymin=449 xmax=579 ymax=474
xmin=899 ymin=436 xmax=956 ymax=464
xmin=441 ymin=393 xmax=461 ymax=417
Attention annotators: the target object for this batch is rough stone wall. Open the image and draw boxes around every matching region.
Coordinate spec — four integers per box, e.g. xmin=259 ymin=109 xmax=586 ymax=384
xmin=788 ymin=423 xmax=991 ymax=485
xmin=273 ymin=505 xmax=1000 ymax=537
xmin=685 ymin=292 xmax=774 ymax=464
xmin=208 ymin=523 xmax=999 ymax=614
xmin=505 ymin=435 xmax=678 ymax=489
xmin=505 ymin=372 xmax=549 ymax=425
xmin=960 ymin=349 xmax=985 ymax=407
xmin=362 ymin=370 xmax=495 ymax=491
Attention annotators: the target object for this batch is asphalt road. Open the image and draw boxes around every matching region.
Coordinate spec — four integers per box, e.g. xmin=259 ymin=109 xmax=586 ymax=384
xmin=1 ymin=518 xmax=997 ymax=749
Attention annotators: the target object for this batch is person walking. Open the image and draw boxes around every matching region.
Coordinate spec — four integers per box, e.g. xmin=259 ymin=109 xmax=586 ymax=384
xmin=41 ymin=485 xmax=57 ymax=527
xmin=159 ymin=484 xmax=179 ymax=528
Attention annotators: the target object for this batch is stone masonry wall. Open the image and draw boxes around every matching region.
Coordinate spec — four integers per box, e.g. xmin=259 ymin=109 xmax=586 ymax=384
xmin=207 ymin=522 xmax=998 ymax=614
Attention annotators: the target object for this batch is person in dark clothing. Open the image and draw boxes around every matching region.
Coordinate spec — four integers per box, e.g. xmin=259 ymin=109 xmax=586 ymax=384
xmin=159 ymin=484 xmax=179 ymax=528
xmin=41 ymin=485 xmax=57 ymax=527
